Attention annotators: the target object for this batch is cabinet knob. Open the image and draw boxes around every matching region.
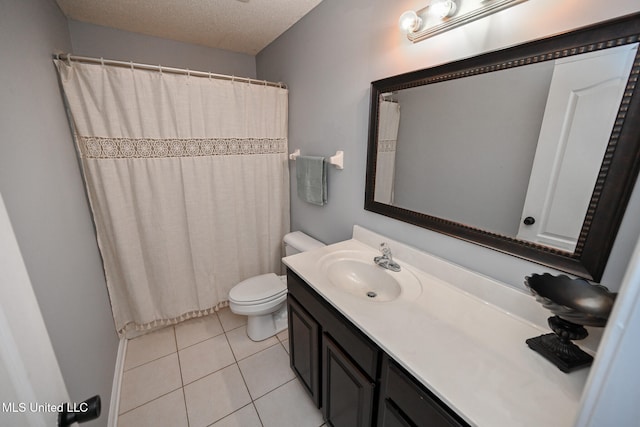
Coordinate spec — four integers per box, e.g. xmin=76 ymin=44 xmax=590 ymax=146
xmin=523 ymin=216 xmax=536 ymax=226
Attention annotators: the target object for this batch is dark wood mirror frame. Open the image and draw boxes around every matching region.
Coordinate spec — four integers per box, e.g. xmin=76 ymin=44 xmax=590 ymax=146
xmin=365 ymin=13 xmax=640 ymax=282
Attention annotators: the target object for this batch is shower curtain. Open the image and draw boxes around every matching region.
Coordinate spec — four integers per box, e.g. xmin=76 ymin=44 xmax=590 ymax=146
xmin=55 ymin=60 xmax=290 ymax=336
xmin=374 ymin=100 xmax=401 ymax=204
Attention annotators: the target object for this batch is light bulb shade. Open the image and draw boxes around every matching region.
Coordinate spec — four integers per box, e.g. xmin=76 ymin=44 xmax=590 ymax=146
xmin=398 ymin=10 xmax=422 ymax=33
xmin=431 ymin=0 xmax=457 ymax=19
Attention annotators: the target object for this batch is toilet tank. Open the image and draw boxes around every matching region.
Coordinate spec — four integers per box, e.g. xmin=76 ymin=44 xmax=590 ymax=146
xmin=283 ymin=231 xmax=325 ymax=256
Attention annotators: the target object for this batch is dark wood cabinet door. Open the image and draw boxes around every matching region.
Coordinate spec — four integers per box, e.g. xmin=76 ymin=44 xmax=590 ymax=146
xmin=378 ymin=356 xmax=468 ymax=427
xmin=381 ymin=400 xmax=415 ymax=427
xmin=322 ymin=333 xmax=375 ymax=427
xmin=288 ymin=295 xmax=321 ymax=407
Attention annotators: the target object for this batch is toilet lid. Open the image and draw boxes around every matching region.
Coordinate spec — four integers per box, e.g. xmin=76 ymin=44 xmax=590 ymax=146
xmin=229 ymin=273 xmax=287 ymax=303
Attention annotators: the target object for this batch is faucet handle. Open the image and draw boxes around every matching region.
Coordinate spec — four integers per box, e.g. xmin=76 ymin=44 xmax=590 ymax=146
xmin=380 ymin=242 xmax=392 ymax=258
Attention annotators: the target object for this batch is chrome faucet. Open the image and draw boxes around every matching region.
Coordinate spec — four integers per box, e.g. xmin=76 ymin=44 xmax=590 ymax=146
xmin=374 ymin=243 xmax=401 ymax=272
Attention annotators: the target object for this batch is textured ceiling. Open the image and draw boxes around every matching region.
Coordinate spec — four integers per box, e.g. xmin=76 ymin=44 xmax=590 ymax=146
xmin=56 ymin=0 xmax=323 ymax=55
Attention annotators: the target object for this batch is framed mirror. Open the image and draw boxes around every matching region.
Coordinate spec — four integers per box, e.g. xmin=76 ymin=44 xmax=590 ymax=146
xmin=365 ymin=13 xmax=640 ymax=282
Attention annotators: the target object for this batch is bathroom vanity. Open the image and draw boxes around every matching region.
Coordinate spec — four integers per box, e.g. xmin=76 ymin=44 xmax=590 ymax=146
xmin=283 ymin=226 xmax=590 ymax=427
xmin=287 ymin=268 xmax=467 ymax=427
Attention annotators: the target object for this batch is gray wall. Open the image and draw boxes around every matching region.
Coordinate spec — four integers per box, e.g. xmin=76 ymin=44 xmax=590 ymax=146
xmin=0 ymin=0 xmax=118 ymax=424
xmin=68 ymin=20 xmax=257 ymax=78
xmin=256 ymin=0 xmax=640 ymax=292
xmin=392 ymin=62 xmax=553 ymax=236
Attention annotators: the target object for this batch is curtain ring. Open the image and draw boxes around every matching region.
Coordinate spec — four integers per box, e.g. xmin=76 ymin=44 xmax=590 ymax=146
xmin=100 ymin=57 xmax=105 ymax=67
xmin=158 ymin=65 xmax=163 ymax=76
xmin=209 ymin=72 xmax=212 ymax=80
xmin=232 ymin=75 xmax=235 ymax=83
xmin=187 ymin=69 xmax=190 ymax=77
xmin=66 ymin=54 xmax=71 ymax=66
xmin=130 ymin=61 xmax=134 ymax=71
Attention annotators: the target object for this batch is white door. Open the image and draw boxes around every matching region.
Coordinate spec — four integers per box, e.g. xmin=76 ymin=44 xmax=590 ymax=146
xmin=573 ymin=234 xmax=640 ymax=426
xmin=517 ymin=43 xmax=638 ymax=251
xmin=0 ymin=193 xmax=70 ymax=426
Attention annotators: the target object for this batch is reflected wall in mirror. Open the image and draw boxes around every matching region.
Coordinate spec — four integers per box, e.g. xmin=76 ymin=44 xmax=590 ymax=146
xmin=365 ymin=13 xmax=640 ymax=282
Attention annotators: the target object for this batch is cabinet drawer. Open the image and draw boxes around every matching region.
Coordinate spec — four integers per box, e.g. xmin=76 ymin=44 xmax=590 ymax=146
xmin=287 ymin=269 xmax=379 ymax=379
xmin=382 ymin=357 xmax=469 ymax=427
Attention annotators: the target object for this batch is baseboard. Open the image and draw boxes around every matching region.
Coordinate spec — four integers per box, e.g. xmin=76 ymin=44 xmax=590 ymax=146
xmin=107 ymin=337 xmax=128 ymax=427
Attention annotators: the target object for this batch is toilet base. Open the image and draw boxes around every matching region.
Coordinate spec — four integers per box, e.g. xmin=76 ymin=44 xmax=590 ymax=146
xmin=246 ymin=303 xmax=288 ymax=342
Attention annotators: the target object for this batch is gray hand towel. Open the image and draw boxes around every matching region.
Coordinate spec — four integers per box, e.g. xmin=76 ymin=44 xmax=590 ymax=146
xmin=296 ymin=155 xmax=327 ymax=206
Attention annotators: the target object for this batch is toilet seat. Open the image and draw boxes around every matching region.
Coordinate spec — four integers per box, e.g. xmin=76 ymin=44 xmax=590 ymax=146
xmin=228 ymin=273 xmax=287 ymax=305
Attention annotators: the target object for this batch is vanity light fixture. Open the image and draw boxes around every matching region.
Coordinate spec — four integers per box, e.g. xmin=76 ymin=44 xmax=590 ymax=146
xmin=431 ymin=0 xmax=458 ymax=20
xmin=400 ymin=0 xmax=528 ymax=43
xmin=399 ymin=1 xmax=456 ymax=34
xmin=398 ymin=10 xmax=422 ymax=34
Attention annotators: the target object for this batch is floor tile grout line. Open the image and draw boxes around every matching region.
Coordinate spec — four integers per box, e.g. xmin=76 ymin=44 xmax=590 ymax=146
xmin=225 ymin=328 xmax=254 ymax=399
xmin=203 ymin=402 xmax=263 ymax=427
xmin=252 ymin=400 xmax=266 ymax=427
xmin=123 ymin=352 xmax=175 ymax=373
xmin=233 ymin=340 xmax=283 ymax=363
xmin=182 ymin=386 xmax=191 ymax=427
xmin=122 ymin=325 xmax=179 ymax=372
xmin=173 ymin=326 xmax=191 ymax=427
xmin=122 ymin=346 xmax=177 ymax=372
xmin=279 ymin=339 xmax=289 ymax=354
xmin=181 ymin=360 xmax=238 ymax=387
xmin=175 ymin=313 xmax=226 ymax=352
xmin=252 ymin=377 xmax=326 ymax=427
xmin=236 ymin=345 xmax=297 ymax=402
xmin=220 ymin=321 xmax=248 ymax=335
xmin=176 ymin=330 xmax=226 ymax=352
xmin=251 ymin=376 xmax=299 ymax=404
xmin=173 ymin=328 xmax=186 ymax=389
xmin=117 ymin=386 xmax=184 ymax=418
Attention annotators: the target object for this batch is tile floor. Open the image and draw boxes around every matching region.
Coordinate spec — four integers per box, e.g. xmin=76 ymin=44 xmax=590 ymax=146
xmin=117 ymin=307 xmax=326 ymax=427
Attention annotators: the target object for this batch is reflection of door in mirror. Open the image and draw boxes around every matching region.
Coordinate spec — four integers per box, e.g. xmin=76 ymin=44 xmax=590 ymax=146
xmin=374 ymin=99 xmax=401 ymax=204
xmin=517 ymin=43 xmax=639 ymax=252
xmin=387 ymin=63 xmax=553 ymax=236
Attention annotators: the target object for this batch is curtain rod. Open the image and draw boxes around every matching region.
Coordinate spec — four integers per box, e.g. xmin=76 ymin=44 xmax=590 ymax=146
xmin=53 ymin=53 xmax=287 ymax=89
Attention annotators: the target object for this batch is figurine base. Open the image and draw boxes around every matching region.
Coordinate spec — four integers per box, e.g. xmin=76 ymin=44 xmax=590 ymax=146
xmin=526 ymin=333 xmax=593 ymax=373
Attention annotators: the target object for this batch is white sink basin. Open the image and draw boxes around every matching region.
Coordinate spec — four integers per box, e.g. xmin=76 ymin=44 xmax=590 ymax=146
xmin=318 ymin=250 xmax=422 ymax=302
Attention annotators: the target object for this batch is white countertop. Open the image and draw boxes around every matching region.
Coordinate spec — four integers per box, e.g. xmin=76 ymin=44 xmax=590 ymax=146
xmin=282 ymin=226 xmax=589 ymax=427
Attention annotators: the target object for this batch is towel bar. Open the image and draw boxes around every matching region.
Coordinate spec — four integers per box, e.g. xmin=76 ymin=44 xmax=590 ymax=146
xmin=289 ymin=149 xmax=344 ymax=170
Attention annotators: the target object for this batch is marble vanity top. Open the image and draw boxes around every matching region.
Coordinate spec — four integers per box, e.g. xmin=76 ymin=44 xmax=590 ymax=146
xmin=282 ymin=226 xmax=589 ymax=427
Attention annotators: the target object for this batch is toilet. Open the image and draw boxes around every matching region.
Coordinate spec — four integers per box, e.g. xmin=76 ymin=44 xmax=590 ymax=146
xmin=228 ymin=231 xmax=324 ymax=341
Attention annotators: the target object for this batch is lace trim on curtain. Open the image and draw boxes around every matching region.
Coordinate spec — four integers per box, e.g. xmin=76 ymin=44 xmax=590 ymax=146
xmin=378 ymin=139 xmax=397 ymax=152
xmin=118 ymin=300 xmax=230 ymax=336
xmin=77 ymin=136 xmax=287 ymax=159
